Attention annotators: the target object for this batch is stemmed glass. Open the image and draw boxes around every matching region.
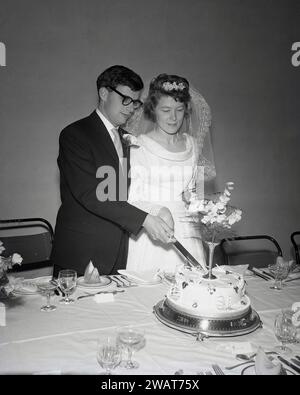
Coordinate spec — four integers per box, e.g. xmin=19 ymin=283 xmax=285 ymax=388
xmin=116 ymin=326 xmax=146 ymax=369
xmin=58 ymin=269 xmax=77 ymax=304
xmin=274 ymin=310 xmax=297 ymax=356
xmin=37 ymin=279 xmax=57 ymax=312
xmin=269 ymin=263 xmax=290 ymax=290
xmin=96 ymin=337 xmax=121 ymax=375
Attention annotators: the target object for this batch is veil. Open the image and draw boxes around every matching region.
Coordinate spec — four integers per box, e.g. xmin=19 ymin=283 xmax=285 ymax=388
xmin=125 ymin=83 xmax=216 ymax=196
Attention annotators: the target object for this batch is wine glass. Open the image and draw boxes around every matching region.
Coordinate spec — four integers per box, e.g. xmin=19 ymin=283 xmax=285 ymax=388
xmin=269 ymin=263 xmax=289 ymax=290
xmin=96 ymin=337 xmax=121 ymax=375
xmin=274 ymin=310 xmax=297 ymax=355
xmin=37 ymin=280 xmax=57 ymax=312
xmin=58 ymin=269 xmax=77 ymax=304
xmin=116 ymin=326 xmax=146 ymax=369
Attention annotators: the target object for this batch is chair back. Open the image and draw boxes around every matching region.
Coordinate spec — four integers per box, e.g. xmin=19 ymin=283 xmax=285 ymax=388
xmin=0 ymin=218 xmax=54 ymax=272
xmin=219 ymin=235 xmax=283 ymax=268
xmin=291 ymin=231 xmax=300 ymax=265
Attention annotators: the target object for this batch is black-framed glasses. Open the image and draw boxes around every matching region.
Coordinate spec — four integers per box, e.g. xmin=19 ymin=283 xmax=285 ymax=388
xmin=108 ymin=86 xmax=143 ymax=109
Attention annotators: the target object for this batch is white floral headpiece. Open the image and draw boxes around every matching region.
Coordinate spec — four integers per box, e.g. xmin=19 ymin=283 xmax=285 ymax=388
xmin=162 ymin=81 xmax=186 ymax=92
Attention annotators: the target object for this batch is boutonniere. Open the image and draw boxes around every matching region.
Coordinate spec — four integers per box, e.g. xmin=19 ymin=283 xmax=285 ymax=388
xmin=121 ymin=133 xmax=140 ymax=148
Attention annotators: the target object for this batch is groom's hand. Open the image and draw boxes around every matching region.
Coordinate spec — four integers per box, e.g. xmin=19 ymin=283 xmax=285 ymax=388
xmin=142 ymin=214 xmax=175 ymax=244
xmin=157 ymin=207 xmax=174 ymax=230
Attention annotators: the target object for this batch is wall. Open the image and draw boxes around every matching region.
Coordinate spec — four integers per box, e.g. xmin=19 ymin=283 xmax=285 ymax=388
xmin=1 ymin=0 xmax=299 ymax=257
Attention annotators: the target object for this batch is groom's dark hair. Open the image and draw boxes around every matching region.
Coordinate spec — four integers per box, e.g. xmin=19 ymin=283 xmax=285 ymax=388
xmin=96 ymin=65 xmax=144 ymax=96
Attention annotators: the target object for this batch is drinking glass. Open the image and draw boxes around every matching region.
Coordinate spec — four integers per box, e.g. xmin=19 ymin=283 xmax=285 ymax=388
xmin=37 ymin=280 xmax=57 ymax=312
xmin=96 ymin=337 xmax=121 ymax=375
xmin=58 ymin=269 xmax=77 ymax=304
xmin=274 ymin=310 xmax=297 ymax=355
xmin=116 ymin=326 xmax=146 ymax=369
xmin=269 ymin=263 xmax=289 ymax=290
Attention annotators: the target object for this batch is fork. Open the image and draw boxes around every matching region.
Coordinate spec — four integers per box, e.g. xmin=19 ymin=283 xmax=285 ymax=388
xmin=212 ymin=364 xmax=225 ymax=375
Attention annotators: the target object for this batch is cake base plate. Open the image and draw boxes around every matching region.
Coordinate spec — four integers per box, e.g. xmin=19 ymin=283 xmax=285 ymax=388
xmin=153 ymin=298 xmax=262 ymax=339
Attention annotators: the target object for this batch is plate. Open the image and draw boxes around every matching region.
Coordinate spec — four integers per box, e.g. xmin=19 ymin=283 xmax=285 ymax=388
xmin=12 ymin=276 xmax=52 ymax=295
xmin=241 ymin=363 xmax=295 ymax=375
xmin=77 ymin=276 xmax=111 ymax=289
xmin=118 ymin=270 xmax=161 ymax=285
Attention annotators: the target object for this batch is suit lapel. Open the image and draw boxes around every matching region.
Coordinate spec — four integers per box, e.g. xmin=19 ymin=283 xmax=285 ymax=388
xmin=88 ymin=111 xmax=119 ymax=166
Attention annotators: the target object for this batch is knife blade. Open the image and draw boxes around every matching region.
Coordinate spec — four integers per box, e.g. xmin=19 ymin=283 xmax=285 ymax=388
xmin=277 ymin=356 xmax=300 ymax=374
xmin=173 ymin=239 xmax=206 ymax=270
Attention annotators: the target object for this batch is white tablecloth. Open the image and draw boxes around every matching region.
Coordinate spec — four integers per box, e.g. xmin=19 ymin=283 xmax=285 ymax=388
xmin=0 ymin=274 xmax=300 ymax=375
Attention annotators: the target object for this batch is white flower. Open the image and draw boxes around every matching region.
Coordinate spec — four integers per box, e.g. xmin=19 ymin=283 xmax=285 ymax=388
xmin=12 ymin=253 xmax=23 ymax=265
xmin=122 ymin=134 xmax=140 ymax=147
xmin=162 ymin=81 xmax=186 ymax=91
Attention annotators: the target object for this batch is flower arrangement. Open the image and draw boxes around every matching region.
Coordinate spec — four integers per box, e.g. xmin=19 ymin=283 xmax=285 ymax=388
xmin=0 ymin=240 xmax=23 ymax=294
xmin=188 ymin=182 xmax=242 ymax=243
xmin=162 ymin=81 xmax=186 ymax=91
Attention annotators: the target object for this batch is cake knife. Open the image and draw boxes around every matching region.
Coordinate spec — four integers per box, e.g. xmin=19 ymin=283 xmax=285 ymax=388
xmin=173 ymin=239 xmax=207 ymax=271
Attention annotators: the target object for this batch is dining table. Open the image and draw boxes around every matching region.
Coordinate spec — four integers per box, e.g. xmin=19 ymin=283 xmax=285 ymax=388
xmin=0 ymin=267 xmax=300 ymax=376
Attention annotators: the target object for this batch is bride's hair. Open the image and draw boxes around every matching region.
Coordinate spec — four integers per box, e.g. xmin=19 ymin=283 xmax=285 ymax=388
xmin=144 ymin=74 xmax=191 ymax=122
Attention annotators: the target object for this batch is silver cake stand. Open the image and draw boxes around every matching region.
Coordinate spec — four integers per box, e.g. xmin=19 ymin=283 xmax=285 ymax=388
xmin=153 ymin=298 xmax=262 ymax=340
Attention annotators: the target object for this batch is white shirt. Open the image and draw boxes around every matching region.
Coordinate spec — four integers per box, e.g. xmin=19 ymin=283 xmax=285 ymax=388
xmin=95 ymin=108 xmax=124 ymax=161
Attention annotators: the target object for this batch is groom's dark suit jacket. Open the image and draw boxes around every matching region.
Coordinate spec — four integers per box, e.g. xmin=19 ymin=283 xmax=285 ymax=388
xmin=51 ymin=111 xmax=147 ymax=276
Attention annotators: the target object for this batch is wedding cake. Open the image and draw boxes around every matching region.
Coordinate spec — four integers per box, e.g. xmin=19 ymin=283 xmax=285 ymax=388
xmin=165 ymin=265 xmax=250 ymax=319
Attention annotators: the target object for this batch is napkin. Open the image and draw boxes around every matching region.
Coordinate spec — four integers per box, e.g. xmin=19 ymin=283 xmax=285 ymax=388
xmin=0 ymin=302 xmax=6 ymax=326
xmin=254 ymin=347 xmax=282 ymax=375
xmin=118 ymin=269 xmax=159 ymax=284
xmin=84 ymin=261 xmax=102 ymax=283
xmin=94 ymin=294 xmax=114 ymax=303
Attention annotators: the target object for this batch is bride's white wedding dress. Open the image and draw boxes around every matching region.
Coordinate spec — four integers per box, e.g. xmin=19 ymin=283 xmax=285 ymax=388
xmin=126 ymin=133 xmax=206 ymax=273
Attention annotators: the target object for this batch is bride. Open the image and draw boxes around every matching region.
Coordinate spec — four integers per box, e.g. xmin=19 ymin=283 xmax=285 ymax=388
xmin=125 ymin=74 xmax=216 ymax=274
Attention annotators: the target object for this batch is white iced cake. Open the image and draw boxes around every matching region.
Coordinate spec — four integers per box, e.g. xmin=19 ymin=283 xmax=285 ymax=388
xmin=167 ymin=266 xmax=250 ymax=319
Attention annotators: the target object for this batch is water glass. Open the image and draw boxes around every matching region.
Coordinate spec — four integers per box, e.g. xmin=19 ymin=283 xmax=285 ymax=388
xmin=274 ymin=310 xmax=297 ymax=355
xmin=58 ymin=269 xmax=77 ymax=304
xmin=96 ymin=337 xmax=121 ymax=375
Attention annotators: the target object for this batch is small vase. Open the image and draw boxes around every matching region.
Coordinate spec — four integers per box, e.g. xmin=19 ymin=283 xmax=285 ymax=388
xmin=203 ymin=241 xmax=219 ymax=280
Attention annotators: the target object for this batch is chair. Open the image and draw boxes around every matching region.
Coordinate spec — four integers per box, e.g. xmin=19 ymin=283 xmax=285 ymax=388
xmin=0 ymin=218 xmax=54 ymax=273
xmin=219 ymin=235 xmax=283 ymax=268
xmin=291 ymin=231 xmax=300 ymax=265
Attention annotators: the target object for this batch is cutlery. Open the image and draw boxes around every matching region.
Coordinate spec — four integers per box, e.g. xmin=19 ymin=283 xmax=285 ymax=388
xmin=277 ymin=356 xmax=300 ymax=374
xmin=249 ymin=268 xmax=271 ymax=281
xmin=212 ymin=364 xmax=225 ymax=375
xmin=285 ymin=276 xmax=300 ymax=283
xmin=295 ymin=355 xmax=300 ymax=361
xmin=262 ymin=270 xmax=275 ymax=279
xmin=120 ymin=274 xmax=138 ymax=287
xmin=291 ymin=358 xmax=300 ymax=367
xmin=77 ymin=290 xmax=124 ymax=300
xmin=50 ymin=279 xmax=65 ymax=297
xmin=225 ymin=360 xmax=254 ymax=370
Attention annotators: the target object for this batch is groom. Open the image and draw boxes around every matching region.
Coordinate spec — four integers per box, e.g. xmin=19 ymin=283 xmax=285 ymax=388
xmin=51 ymin=65 xmax=174 ymax=277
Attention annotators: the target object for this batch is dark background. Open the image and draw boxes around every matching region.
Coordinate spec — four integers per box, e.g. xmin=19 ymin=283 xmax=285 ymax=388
xmin=0 ymin=0 xmax=299 ymax=257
